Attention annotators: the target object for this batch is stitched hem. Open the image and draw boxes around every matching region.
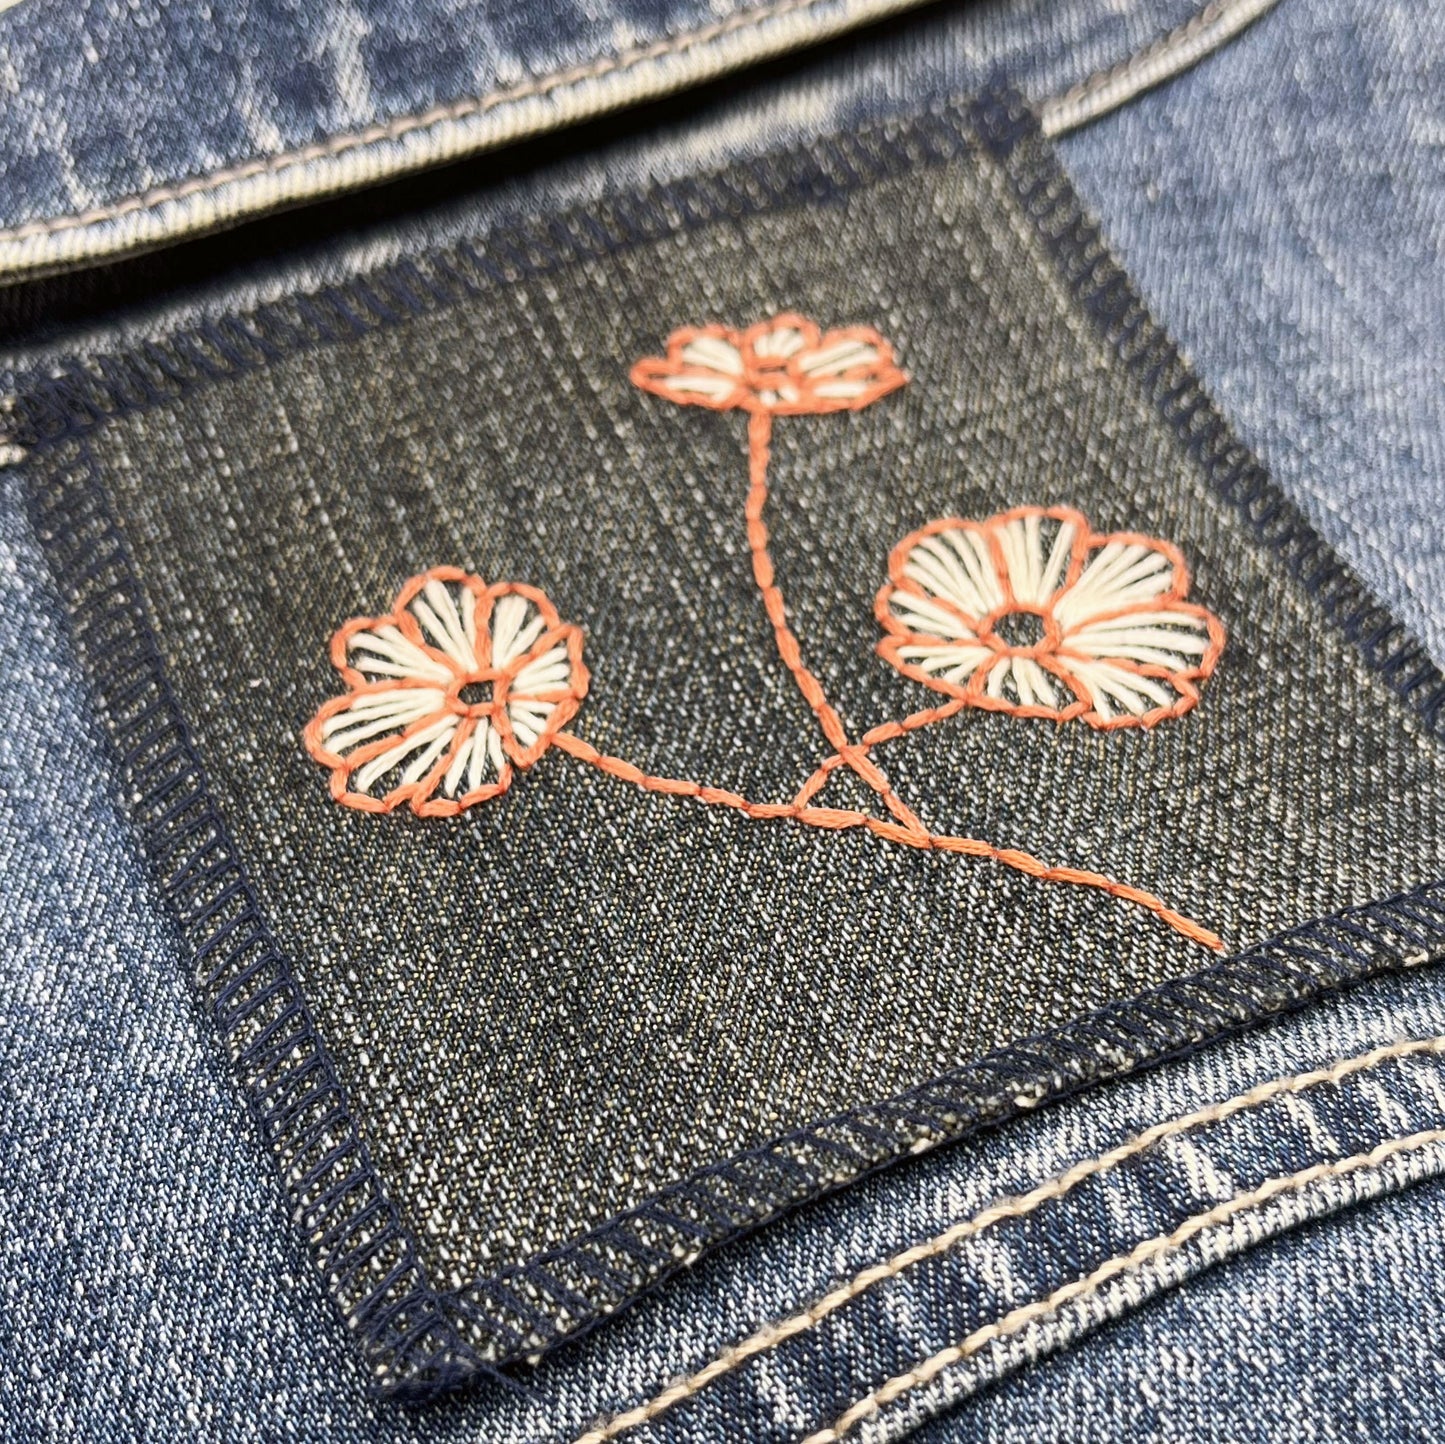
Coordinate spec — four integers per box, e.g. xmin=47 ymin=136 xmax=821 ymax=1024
xmin=808 ymin=1127 xmax=1445 ymax=1442
xmin=864 ymin=1142 xmax=1445 ymax=1444
xmin=19 ymin=91 xmax=1445 ymax=1397
xmin=26 ymin=436 xmax=491 ymax=1399
xmin=573 ymin=1037 xmax=1445 ymax=1444
xmin=1038 ymin=0 xmax=1283 ymax=138
xmin=0 ymin=0 xmax=930 ymax=280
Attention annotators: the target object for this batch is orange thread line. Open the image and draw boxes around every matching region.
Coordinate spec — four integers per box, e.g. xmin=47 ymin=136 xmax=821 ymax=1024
xmin=745 ymin=409 xmax=928 ymax=838
xmin=551 ymin=732 xmax=1223 ymax=951
xmin=791 ymin=696 xmax=974 ymax=807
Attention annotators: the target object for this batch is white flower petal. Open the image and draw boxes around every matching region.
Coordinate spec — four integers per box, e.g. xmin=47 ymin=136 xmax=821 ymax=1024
xmin=902 ymin=527 xmax=1002 ymax=619
xmin=680 ymin=335 xmax=744 ymax=374
xmin=351 ymin=715 xmax=458 ymax=796
xmin=977 ymin=656 xmax=1068 ymax=710
xmin=1038 ymin=518 xmax=1078 ymax=599
xmin=1053 ymin=542 xmax=1177 ymax=629
xmin=889 ymin=591 xmax=983 ymax=641
xmin=320 ymin=687 xmax=446 ymax=753
xmin=490 ymin=594 xmax=547 ymax=668
xmin=756 ymin=383 xmax=801 ymax=407
xmin=1067 ymin=610 xmax=1213 ymax=669
xmin=896 ymin=641 xmax=993 ymax=685
xmin=508 ymin=698 xmax=556 ymax=747
xmin=439 ymin=720 xmax=506 ymax=799
xmin=346 ymin=623 xmax=455 ymax=684
xmin=658 ymin=372 xmax=740 ymax=401
xmin=809 ymin=378 xmax=872 ymax=400
xmin=798 ymin=339 xmax=881 ymax=375
xmin=511 ymin=644 xmax=573 ymax=696
xmin=1010 ymin=656 xmax=1063 ymax=709
xmin=1065 ymin=659 xmax=1181 ymax=720
xmin=992 ymin=514 xmax=1080 ymax=606
xmin=410 ymin=579 xmax=478 ymax=669
xmin=751 ymin=325 xmax=807 ymax=359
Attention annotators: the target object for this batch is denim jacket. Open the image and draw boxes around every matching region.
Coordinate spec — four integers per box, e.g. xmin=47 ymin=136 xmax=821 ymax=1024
xmin=3 ymin=1 xmax=1444 ymax=1439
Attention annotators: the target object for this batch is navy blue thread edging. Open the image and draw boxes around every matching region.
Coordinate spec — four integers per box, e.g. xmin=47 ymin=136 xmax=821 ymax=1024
xmin=25 ymin=436 xmax=503 ymax=1401
xmin=971 ymin=89 xmax=1445 ymax=733
xmin=16 ymin=87 xmax=1445 ymax=1398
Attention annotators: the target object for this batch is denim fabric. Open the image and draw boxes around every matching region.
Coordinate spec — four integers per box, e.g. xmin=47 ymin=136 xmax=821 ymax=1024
xmin=1057 ymin=6 xmax=1445 ymax=685
xmin=4 ymin=0 xmax=1445 ymax=1439
xmin=20 ymin=85 xmax=1445 ymax=1391
xmin=5 ymin=445 xmax=1445 ymax=1441
xmin=591 ymin=1024 xmax=1445 ymax=1442
xmin=0 ymin=0 xmax=1225 ymax=276
xmin=0 ymin=0 xmax=915 ymax=271
xmin=907 ymin=1177 xmax=1445 ymax=1441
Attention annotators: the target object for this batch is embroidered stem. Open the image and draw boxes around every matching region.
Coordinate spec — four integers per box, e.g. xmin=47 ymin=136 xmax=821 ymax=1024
xmin=792 ymin=696 xmax=974 ymax=807
xmin=552 ymin=731 xmax=1223 ymax=951
xmin=745 ymin=409 xmax=927 ymax=837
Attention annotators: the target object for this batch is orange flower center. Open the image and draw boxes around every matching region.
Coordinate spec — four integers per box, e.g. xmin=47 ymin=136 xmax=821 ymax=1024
xmin=744 ymin=355 xmax=797 ymax=400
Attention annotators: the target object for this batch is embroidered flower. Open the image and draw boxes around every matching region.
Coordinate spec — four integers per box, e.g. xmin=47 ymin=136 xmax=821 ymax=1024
xmin=304 ymin=566 xmax=587 ymax=816
xmin=876 ymin=506 xmax=1224 ymax=729
xmin=630 ymin=313 xmax=906 ymax=415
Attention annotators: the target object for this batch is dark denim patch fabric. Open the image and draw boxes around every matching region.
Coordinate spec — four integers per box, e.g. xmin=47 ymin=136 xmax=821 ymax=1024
xmin=18 ymin=93 xmax=1445 ymax=1394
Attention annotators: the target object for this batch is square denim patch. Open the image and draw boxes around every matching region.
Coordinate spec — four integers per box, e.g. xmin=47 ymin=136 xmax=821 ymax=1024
xmin=18 ymin=91 xmax=1445 ymax=1394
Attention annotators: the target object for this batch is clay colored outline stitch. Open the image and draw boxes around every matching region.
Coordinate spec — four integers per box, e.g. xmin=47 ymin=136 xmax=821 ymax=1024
xmin=627 ymin=315 xmax=1223 ymax=950
xmin=304 ymin=566 xmax=588 ymax=816
xmin=571 ymin=1035 xmax=1445 ymax=1444
xmin=804 ymin=1123 xmax=1445 ymax=1442
xmin=875 ymin=506 xmax=1225 ymax=729
xmin=303 ymin=316 xmax=1223 ymax=950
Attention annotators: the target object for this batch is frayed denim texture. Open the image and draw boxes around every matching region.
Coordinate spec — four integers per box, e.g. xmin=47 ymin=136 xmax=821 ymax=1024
xmin=17 ymin=88 xmax=1445 ymax=1397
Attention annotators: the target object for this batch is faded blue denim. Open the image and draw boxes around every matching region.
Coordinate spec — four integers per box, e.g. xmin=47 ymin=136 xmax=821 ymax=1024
xmin=3 ymin=0 xmax=1444 ymax=1440
xmin=0 ymin=0 xmax=1236 ymax=273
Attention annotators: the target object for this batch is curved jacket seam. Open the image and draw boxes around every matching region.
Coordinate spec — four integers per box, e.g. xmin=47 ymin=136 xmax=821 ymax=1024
xmin=572 ymin=1035 xmax=1445 ymax=1443
xmin=0 ymin=0 xmax=872 ymax=247
xmin=806 ymin=1123 xmax=1445 ymax=1442
xmin=1038 ymin=0 xmax=1283 ymax=138
xmin=0 ymin=0 xmax=1279 ymax=274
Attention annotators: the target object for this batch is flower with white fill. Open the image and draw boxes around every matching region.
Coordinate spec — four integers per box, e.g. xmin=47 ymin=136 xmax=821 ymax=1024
xmin=304 ymin=566 xmax=587 ymax=815
xmin=877 ymin=505 xmax=1224 ymax=729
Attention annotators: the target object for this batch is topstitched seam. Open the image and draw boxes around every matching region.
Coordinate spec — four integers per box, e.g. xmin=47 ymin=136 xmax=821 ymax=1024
xmin=0 ymin=0 xmax=1278 ymax=272
xmin=20 ymin=91 xmax=1445 ymax=1396
xmin=0 ymin=0 xmax=856 ymax=246
xmin=805 ymin=1122 xmax=1445 ymax=1442
xmin=573 ymin=1035 xmax=1445 ymax=1443
xmin=1038 ymin=0 xmax=1284 ymax=138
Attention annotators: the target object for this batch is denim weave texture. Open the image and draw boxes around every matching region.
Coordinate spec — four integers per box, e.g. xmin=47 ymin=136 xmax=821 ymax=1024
xmin=15 ymin=86 xmax=1445 ymax=1396
xmin=584 ymin=1037 xmax=1445 ymax=1442
xmin=0 ymin=0 xmax=1228 ymax=276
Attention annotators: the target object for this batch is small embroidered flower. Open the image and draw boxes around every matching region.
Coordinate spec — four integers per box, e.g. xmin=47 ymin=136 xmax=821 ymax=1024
xmin=877 ymin=506 xmax=1224 ymax=729
xmin=630 ymin=313 xmax=907 ymax=415
xmin=304 ymin=566 xmax=587 ymax=816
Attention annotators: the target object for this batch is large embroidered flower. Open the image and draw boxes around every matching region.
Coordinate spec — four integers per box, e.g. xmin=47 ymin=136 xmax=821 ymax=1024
xmin=630 ymin=313 xmax=906 ymax=415
xmin=304 ymin=566 xmax=587 ymax=816
xmin=877 ymin=506 xmax=1224 ymax=729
